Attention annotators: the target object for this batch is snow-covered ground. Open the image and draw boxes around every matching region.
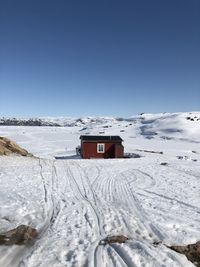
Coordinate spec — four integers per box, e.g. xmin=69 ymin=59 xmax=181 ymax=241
xmin=0 ymin=112 xmax=200 ymax=266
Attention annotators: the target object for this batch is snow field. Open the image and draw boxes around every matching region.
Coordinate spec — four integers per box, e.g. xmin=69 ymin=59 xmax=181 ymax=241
xmin=0 ymin=154 xmax=200 ymax=266
xmin=0 ymin=112 xmax=200 ymax=266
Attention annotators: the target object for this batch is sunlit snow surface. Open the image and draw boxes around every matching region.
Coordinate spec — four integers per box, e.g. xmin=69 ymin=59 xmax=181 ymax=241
xmin=0 ymin=112 xmax=200 ymax=267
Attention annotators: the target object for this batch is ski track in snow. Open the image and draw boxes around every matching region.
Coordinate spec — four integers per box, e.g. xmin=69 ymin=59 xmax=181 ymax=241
xmin=0 ymin=156 xmax=199 ymax=267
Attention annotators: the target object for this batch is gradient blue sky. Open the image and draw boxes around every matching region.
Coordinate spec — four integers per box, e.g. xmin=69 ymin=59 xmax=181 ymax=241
xmin=0 ymin=0 xmax=200 ymax=117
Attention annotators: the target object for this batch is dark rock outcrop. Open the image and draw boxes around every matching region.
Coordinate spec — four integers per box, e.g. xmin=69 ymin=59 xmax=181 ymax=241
xmin=0 ymin=225 xmax=38 ymax=245
xmin=99 ymin=235 xmax=129 ymax=245
xmin=0 ymin=137 xmax=32 ymax=156
xmin=169 ymin=242 xmax=200 ymax=267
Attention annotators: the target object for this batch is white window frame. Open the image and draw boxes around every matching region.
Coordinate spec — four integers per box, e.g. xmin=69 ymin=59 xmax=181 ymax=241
xmin=97 ymin=143 xmax=105 ymax=153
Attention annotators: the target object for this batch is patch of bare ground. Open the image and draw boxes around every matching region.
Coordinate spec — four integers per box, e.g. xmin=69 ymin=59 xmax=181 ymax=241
xmin=168 ymin=242 xmax=200 ymax=267
xmin=154 ymin=241 xmax=200 ymax=267
xmin=160 ymin=162 xmax=168 ymax=166
xmin=0 ymin=137 xmax=32 ymax=156
xmin=99 ymin=235 xmax=129 ymax=245
xmin=0 ymin=225 xmax=38 ymax=245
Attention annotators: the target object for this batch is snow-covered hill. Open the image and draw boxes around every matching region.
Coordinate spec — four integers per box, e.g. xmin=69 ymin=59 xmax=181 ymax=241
xmin=0 ymin=112 xmax=200 ymax=267
xmin=0 ymin=112 xmax=200 ymax=158
xmin=0 ymin=116 xmax=117 ymax=127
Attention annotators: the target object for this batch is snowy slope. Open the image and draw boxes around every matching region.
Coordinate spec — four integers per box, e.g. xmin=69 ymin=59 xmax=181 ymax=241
xmin=0 ymin=112 xmax=200 ymax=267
xmin=0 ymin=112 xmax=200 ymax=158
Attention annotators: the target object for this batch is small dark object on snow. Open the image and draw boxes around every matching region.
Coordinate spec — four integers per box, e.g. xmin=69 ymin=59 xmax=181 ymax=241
xmin=168 ymin=241 xmax=200 ymax=267
xmin=99 ymin=235 xmax=129 ymax=245
xmin=152 ymin=241 xmax=162 ymax=246
xmin=160 ymin=162 xmax=168 ymax=166
xmin=0 ymin=225 xmax=38 ymax=245
xmin=123 ymin=153 xmax=141 ymax=159
xmin=177 ymin=156 xmax=184 ymax=160
xmin=136 ymin=149 xmax=163 ymax=155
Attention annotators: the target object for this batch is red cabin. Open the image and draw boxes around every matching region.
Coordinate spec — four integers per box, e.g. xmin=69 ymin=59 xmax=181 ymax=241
xmin=80 ymin=135 xmax=124 ymax=159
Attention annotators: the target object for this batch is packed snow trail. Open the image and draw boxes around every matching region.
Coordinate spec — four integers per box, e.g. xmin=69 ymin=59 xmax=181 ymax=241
xmin=0 ymin=156 xmax=199 ymax=266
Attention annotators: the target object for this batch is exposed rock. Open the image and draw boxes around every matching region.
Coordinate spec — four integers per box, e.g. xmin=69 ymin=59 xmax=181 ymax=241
xmin=152 ymin=241 xmax=162 ymax=246
xmin=186 ymin=116 xmax=200 ymax=122
xmin=137 ymin=149 xmax=163 ymax=155
xmin=0 ymin=137 xmax=32 ymax=156
xmin=160 ymin=162 xmax=168 ymax=166
xmin=99 ymin=235 xmax=129 ymax=245
xmin=169 ymin=242 xmax=200 ymax=267
xmin=0 ymin=225 xmax=38 ymax=245
xmin=123 ymin=153 xmax=141 ymax=158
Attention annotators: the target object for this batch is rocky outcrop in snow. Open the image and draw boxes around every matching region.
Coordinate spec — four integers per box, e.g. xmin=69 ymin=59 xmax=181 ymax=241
xmin=169 ymin=242 xmax=200 ymax=267
xmin=0 ymin=137 xmax=32 ymax=156
xmin=0 ymin=225 xmax=38 ymax=245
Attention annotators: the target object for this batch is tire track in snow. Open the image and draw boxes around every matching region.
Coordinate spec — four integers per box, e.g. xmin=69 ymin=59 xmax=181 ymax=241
xmin=109 ymin=244 xmax=137 ymax=267
xmin=84 ymin=162 xmax=164 ymax=266
xmin=38 ymin=158 xmax=48 ymax=204
xmin=119 ymin=170 xmax=164 ymax=241
xmin=81 ymin=164 xmax=135 ymax=266
xmin=16 ymin=159 xmax=57 ymax=267
xmin=169 ymin=164 xmax=200 ymax=179
xmin=91 ymin=163 xmax=163 ymax=242
xmin=121 ymin=168 xmax=156 ymax=191
xmin=38 ymin=159 xmax=57 ymax=231
xmin=142 ymin=190 xmax=200 ymax=215
xmin=63 ymin=161 xmax=108 ymax=267
xmin=48 ymin=160 xmax=63 ymax=229
xmin=63 ymin=161 xmax=103 ymax=237
xmin=65 ymin=161 xmax=132 ymax=267
xmin=18 ymin=160 xmax=85 ymax=267
xmin=72 ymin=161 xmax=117 ymax=267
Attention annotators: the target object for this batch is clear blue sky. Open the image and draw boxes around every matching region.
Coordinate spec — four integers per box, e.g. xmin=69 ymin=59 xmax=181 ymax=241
xmin=0 ymin=0 xmax=199 ymax=117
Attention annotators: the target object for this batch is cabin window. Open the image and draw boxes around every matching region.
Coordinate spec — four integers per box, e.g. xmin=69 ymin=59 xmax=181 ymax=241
xmin=97 ymin=143 xmax=105 ymax=153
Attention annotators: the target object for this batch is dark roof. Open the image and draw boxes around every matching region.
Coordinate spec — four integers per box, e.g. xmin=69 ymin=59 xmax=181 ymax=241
xmin=80 ymin=135 xmax=123 ymax=141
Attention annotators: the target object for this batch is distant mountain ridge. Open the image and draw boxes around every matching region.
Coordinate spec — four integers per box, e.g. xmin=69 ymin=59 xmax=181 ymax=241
xmin=0 ymin=116 xmax=132 ymax=127
xmin=0 ymin=112 xmax=200 ymax=133
xmin=0 ymin=118 xmax=61 ymax=127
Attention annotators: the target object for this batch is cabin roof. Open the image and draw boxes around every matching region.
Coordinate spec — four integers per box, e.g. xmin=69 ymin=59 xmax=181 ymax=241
xmin=80 ymin=135 xmax=123 ymax=141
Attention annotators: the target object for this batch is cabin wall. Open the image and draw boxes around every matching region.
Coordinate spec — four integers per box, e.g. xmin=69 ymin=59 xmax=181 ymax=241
xmin=115 ymin=144 xmax=124 ymax=158
xmin=81 ymin=141 xmax=123 ymax=159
